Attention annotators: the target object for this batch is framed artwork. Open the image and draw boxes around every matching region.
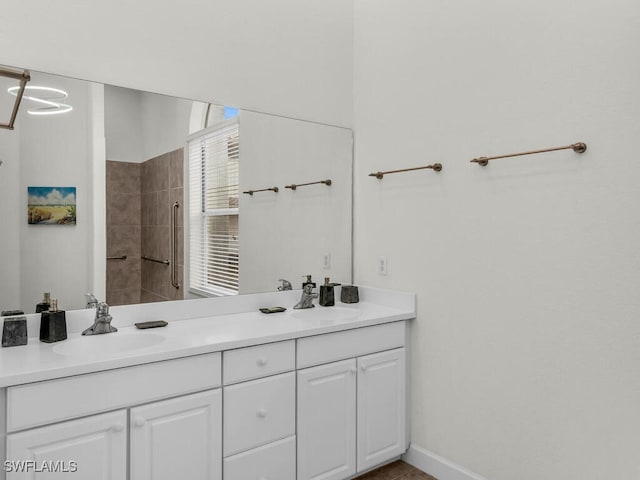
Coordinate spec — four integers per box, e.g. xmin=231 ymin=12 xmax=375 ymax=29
xmin=27 ymin=186 xmax=76 ymax=225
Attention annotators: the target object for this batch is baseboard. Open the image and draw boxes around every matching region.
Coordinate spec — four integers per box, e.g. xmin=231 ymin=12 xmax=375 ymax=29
xmin=402 ymin=444 xmax=487 ymax=480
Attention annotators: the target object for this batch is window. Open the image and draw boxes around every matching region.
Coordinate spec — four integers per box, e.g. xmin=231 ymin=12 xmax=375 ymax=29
xmin=187 ymin=118 xmax=239 ymax=296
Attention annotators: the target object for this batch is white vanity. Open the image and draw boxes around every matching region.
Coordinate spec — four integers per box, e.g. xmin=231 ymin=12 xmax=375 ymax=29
xmin=0 ymin=287 xmax=415 ymax=480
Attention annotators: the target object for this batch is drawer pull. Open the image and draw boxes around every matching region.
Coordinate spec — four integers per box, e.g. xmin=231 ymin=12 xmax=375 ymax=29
xmin=257 ymin=357 xmax=268 ymax=366
xmin=349 ymin=366 xmax=357 ymax=374
xmin=256 ymin=408 xmax=268 ymax=418
xmin=361 ymin=364 xmax=369 ymax=372
xmin=112 ymin=422 xmax=125 ymax=432
xmin=133 ymin=417 xmax=146 ymax=428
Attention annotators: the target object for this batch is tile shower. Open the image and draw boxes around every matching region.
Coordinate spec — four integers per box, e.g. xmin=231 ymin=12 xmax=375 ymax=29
xmin=106 ymin=148 xmax=184 ymax=305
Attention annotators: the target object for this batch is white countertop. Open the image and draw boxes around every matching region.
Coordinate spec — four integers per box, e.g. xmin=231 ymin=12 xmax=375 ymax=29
xmin=0 ymin=287 xmax=415 ymax=387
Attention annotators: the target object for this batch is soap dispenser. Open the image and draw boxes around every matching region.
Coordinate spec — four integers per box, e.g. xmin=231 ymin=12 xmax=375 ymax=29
xmin=302 ymin=275 xmax=316 ymax=289
xmin=36 ymin=292 xmax=51 ymax=313
xmin=39 ymin=298 xmax=68 ymax=343
xmin=319 ymin=277 xmax=335 ymax=307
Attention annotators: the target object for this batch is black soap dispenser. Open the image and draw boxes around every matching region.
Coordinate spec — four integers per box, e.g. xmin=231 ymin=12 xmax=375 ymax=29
xmin=302 ymin=275 xmax=316 ymax=289
xmin=36 ymin=292 xmax=51 ymax=313
xmin=319 ymin=277 xmax=335 ymax=307
xmin=39 ymin=298 xmax=68 ymax=343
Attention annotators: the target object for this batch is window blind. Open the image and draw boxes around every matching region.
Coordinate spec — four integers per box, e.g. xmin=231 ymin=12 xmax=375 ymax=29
xmin=187 ymin=119 xmax=239 ymax=296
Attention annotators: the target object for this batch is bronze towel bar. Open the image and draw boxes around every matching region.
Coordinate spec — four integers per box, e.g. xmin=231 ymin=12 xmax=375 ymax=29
xmin=369 ymin=163 xmax=443 ymax=179
xmin=243 ymin=187 xmax=279 ymax=195
xmin=471 ymin=142 xmax=587 ymax=166
xmin=284 ymin=179 xmax=332 ymax=191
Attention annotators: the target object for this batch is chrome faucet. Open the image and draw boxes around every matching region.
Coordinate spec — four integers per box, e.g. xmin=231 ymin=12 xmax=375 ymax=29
xmin=85 ymin=293 xmax=99 ymax=309
xmin=278 ymin=279 xmax=292 ymax=291
xmin=293 ymin=284 xmax=318 ymax=309
xmin=82 ymin=302 xmax=118 ymax=335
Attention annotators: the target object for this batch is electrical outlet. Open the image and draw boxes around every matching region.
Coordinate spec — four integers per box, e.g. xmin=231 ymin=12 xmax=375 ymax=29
xmin=323 ymin=253 xmax=331 ymax=269
xmin=378 ymin=256 xmax=388 ymax=276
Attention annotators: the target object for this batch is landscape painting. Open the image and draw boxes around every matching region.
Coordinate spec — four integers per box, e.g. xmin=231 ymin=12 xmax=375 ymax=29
xmin=28 ymin=187 xmax=77 ymax=225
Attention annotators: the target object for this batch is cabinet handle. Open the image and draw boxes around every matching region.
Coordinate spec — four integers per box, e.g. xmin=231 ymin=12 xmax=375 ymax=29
xmin=349 ymin=366 xmax=357 ymax=374
xmin=257 ymin=357 xmax=268 ymax=366
xmin=133 ymin=417 xmax=146 ymax=428
xmin=112 ymin=422 xmax=125 ymax=432
xmin=256 ymin=409 xmax=268 ymax=418
xmin=360 ymin=364 xmax=368 ymax=372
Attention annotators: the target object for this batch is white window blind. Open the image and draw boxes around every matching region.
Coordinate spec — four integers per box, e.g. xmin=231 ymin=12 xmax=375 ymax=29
xmin=187 ymin=119 xmax=239 ymax=296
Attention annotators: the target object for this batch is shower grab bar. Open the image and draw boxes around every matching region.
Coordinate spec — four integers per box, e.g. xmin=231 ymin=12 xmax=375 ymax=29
xmin=171 ymin=202 xmax=180 ymax=289
xmin=142 ymin=256 xmax=170 ymax=266
xmin=107 ymin=255 xmax=127 ymax=261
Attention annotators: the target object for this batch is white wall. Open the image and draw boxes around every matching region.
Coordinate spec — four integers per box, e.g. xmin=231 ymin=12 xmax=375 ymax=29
xmin=0 ymin=129 xmax=21 ymax=312
xmin=105 ymin=86 xmax=143 ymax=162
xmin=17 ymin=73 xmax=98 ymax=312
xmin=140 ymin=91 xmax=192 ymax=161
xmin=238 ymin=111 xmax=353 ymax=294
xmin=105 ymin=86 xmax=192 ymax=163
xmin=353 ymin=1 xmax=640 ymax=479
xmin=0 ymin=0 xmax=353 ymax=128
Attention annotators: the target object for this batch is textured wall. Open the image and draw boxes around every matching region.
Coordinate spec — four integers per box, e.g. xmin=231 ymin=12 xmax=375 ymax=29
xmin=107 ymin=149 xmax=184 ymax=305
xmin=140 ymin=149 xmax=184 ymax=303
xmin=353 ymin=1 xmax=640 ymax=479
xmin=106 ymin=161 xmax=141 ymax=305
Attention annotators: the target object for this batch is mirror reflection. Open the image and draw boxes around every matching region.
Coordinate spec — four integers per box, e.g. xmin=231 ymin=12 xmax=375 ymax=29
xmin=0 ymin=68 xmax=353 ymax=313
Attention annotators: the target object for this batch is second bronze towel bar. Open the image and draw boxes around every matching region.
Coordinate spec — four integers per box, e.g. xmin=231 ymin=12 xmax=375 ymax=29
xmin=243 ymin=187 xmax=279 ymax=195
xmin=369 ymin=163 xmax=443 ymax=179
xmin=471 ymin=142 xmax=587 ymax=166
xmin=285 ymin=179 xmax=332 ymax=190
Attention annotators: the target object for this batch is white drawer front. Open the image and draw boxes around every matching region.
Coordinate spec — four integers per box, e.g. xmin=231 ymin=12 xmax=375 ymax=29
xmin=223 ymin=372 xmax=295 ymax=456
xmin=223 ymin=340 xmax=295 ymax=385
xmin=296 ymin=321 xmax=405 ymax=368
xmin=7 ymin=353 xmax=221 ymax=432
xmin=224 ymin=435 xmax=296 ymax=480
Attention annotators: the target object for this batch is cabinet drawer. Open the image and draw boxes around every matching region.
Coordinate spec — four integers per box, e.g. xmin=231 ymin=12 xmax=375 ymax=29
xmin=297 ymin=321 xmax=405 ymax=368
xmin=223 ymin=340 xmax=295 ymax=384
xmin=224 ymin=435 xmax=296 ymax=480
xmin=223 ymin=372 xmax=295 ymax=456
xmin=7 ymin=353 xmax=221 ymax=432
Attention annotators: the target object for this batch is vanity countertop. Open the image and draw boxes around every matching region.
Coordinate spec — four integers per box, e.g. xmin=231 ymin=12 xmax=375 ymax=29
xmin=0 ymin=286 xmax=415 ymax=387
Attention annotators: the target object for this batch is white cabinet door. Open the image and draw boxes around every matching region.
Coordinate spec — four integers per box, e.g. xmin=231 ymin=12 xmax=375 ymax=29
xmin=130 ymin=389 xmax=222 ymax=480
xmin=6 ymin=410 xmax=127 ymax=480
xmin=297 ymin=359 xmax=357 ymax=480
xmin=356 ymin=348 xmax=406 ymax=471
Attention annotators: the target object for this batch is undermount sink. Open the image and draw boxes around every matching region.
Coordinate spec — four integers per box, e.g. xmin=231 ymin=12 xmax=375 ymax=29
xmin=53 ymin=331 xmax=165 ymax=357
xmin=291 ymin=306 xmax=361 ymax=322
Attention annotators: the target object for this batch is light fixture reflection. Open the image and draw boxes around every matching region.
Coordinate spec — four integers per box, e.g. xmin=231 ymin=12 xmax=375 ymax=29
xmin=7 ymin=85 xmax=73 ymax=115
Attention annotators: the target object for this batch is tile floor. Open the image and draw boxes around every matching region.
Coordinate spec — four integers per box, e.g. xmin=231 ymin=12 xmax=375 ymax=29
xmin=354 ymin=460 xmax=438 ymax=480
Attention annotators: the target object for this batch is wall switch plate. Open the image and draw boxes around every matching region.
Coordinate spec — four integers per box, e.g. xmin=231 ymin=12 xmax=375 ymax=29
xmin=378 ymin=255 xmax=388 ymax=275
xmin=323 ymin=253 xmax=331 ymax=269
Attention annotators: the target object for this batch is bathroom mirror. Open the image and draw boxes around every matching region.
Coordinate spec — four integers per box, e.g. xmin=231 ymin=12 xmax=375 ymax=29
xmin=0 ymin=67 xmax=353 ymax=313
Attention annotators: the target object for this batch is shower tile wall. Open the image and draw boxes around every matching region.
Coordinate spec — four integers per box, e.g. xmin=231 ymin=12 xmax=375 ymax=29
xmin=106 ymin=161 xmax=142 ymax=305
xmin=140 ymin=148 xmax=184 ymax=303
